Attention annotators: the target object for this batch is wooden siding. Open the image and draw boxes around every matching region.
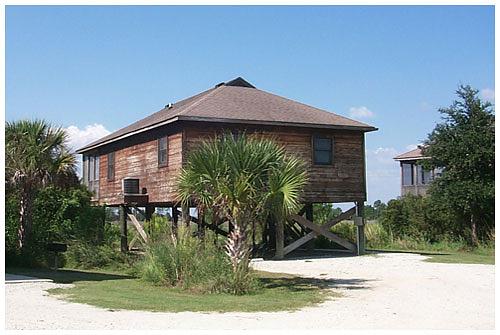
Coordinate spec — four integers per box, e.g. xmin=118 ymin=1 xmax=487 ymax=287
xmin=183 ymin=122 xmax=366 ymax=203
xmin=91 ymin=121 xmax=367 ymax=205
xmin=98 ymin=132 xmax=183 ymax=205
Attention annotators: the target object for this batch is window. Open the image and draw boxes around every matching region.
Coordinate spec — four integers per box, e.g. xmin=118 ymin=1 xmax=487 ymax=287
xmin=158 ymin=136 xmax=168 ymax=166
xmin=313 ymin=136 xmax=333 ymax=165
xmin=82 ymin=154 xmax=99 ymax=198
xmin=417 ymin=165 xmax=432 ymax=185
xmin=402 ymin=163 xmax=414 ymax=186
xmin=82 ymin=156 xmax=88 ymax=186
xmin=107 ymin=152 xmax=115 ymax=180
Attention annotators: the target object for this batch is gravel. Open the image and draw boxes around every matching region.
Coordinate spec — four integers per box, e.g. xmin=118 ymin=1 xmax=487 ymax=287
xmin=5 ymin=253 xmax=494 ymax=330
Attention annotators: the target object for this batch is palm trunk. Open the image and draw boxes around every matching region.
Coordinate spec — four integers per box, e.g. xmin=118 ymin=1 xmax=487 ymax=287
xmin=18 ymin=186 xmax=34 ymax=250
xmin=274 ymin=219 xmax=284 ymax=260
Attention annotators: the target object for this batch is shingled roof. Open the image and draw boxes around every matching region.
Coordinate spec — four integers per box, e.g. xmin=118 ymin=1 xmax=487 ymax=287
xmin=394 ymin=147 xmax=430 ymax=161
xmin=77 ymin=77 xmax=377 ymax=153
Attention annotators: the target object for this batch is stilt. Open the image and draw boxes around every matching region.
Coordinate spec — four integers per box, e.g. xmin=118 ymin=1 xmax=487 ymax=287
xmin=145 ymin=205 xmax=154 ymax=221
xmin=119 ymin=205 xmax=128 ymax=253
xmin=145 ymin=205 xmax=155 ymax=237
xmin=181 ymin=204 xmax=191 ymax=227
xmin=355 ymin=201 xmax=366 ymax=255
xmin=172 ymin=205 xmax=179 ymax=234
xmin=96 ymin=205 xmax=105 ymax=244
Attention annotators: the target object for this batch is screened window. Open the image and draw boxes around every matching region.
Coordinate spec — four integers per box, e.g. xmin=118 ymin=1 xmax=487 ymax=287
xmin=417 ymin=165 xmax=432 ymax=185
xmin=107 ymin=152 xmax=115 ymax=180
xmin=313 ymin=136 xmax=333 ymax=165
xmin=82 ymin=154 xmax=99 ymax=198
xmin=82 ymin=156 xmax=88 ymax=186
xmin=402 ymin=163 xmax=414 ymax=186
xmin=158 ymin=137 xmax=168 ymax=166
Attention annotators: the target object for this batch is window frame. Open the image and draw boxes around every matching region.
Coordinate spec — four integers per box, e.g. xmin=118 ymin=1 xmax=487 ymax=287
xmin=312 ymin=135 xmax=334 ymax=166
xmin=158 ymin=136 xmax=168 ymax=167
xmin=107 ymin=152 xmax=115 ymax=181
xmin=402 ymin=162 xmax=414 ymax=186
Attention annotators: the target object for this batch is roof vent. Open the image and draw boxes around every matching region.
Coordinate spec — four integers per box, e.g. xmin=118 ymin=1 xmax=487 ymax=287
xmin=215 ymin=77 xmax=256 ymax=89
xmin=224 ymin=77 xmax=256 ymax=88
xmin=165 ymin=103 xmax=173 ymax=109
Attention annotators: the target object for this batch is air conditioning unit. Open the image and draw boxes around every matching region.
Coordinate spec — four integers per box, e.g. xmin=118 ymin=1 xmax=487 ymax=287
xmin=122 ymin=178 xmax=140 ymax=195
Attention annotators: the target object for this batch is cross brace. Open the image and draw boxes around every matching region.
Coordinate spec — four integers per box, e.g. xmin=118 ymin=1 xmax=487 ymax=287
xmin=284 ymin=206 xmax=357 ymax=255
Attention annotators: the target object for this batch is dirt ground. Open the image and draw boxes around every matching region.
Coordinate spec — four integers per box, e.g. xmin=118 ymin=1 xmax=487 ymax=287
xmin=5 ymin=252 xmax=495 ymax=330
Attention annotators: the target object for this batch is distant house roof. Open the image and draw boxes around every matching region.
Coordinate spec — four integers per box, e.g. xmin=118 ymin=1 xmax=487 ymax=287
xmin=394 ymin=147 xmax=430 ymax=161
xmin=77 ymin=77 xmax=377 ymax=153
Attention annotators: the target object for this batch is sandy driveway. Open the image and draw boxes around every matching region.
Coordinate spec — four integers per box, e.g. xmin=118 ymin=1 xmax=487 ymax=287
xmin=5 ymin=253 xmax=494 ymax=330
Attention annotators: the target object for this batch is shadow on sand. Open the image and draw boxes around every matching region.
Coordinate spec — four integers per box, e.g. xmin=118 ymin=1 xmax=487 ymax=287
xmin=5 ymin=267 xmax=134 ymax=284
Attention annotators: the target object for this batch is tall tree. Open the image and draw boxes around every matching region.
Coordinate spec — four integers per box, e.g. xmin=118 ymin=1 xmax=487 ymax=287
xmin=423 ymin=85 xmax=494 ymax=245
xmin=6 ymin=120 xmax=76 ymax=249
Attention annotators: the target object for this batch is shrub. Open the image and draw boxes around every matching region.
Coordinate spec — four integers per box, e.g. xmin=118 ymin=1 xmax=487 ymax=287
xmin=379 ymin=194 xmax=466 ymax=243
xmin=65 ymin=241 xmax=136 ymax=271
xmin=6 ymin=185 xmax=106 ymax=267
xmin=139 ymin=225 xmax=256 ymax=294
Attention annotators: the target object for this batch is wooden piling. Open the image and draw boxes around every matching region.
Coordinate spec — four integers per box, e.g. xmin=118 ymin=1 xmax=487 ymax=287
xmin=355 ymin=201 xmax=366 ymax=255
xmin=119 ymin=205 xmax=128 ymax=253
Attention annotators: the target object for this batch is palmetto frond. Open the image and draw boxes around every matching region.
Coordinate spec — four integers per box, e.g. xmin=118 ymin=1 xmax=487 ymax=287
xmin=176 ymin=132 xmax=308 ymax=268
xmin=5 ymin=119 xmax=77 ymax=188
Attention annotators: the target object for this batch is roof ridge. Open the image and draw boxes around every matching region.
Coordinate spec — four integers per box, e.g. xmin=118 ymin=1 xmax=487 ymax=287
xmin=176 ymin=85 xmax=225 ymax=117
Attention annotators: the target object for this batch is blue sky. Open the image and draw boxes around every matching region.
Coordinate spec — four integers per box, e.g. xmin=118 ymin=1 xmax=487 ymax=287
xmin=6 ymin=5 xmax=495 ymax=204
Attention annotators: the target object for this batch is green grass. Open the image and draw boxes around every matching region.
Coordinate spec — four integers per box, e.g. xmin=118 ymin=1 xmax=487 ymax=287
xmin=367 ymin=247 xmax=494 ymax=265
xmin=7 ymin=267 xmax=336 ymax=313
xmin=323 ymin=220 xmax=495 ymax=265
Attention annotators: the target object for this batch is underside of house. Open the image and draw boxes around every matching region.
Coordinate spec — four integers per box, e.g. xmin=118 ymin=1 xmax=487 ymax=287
xmin=77 ymin=77 xmax=378 ymax=258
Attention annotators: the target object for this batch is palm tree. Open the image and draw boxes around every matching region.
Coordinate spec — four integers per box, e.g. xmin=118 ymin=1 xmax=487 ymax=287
xmin=6 ymin=120 xmax=76 ymax=249
xmin=177 ymin=133 xmax=307 ymax=277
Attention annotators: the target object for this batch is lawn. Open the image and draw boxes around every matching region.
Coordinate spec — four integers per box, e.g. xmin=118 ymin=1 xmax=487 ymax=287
xmin=423 ymin=250 xmax=494 ymax=265
xmin=366 ymin=248 xmax=494 ymax=265
xmin=7 ymin=267 xmax=336 ymax=313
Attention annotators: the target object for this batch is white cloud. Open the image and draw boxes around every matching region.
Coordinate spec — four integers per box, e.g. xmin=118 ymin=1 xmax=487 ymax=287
xmin=64 ymin=124 xmax=111 ymax=176
xmin=349 ymin=106 xmax=374 ymax=119
xmin=65 ymin=124 xmax=111 ymax=153
xmin=480 ymin=88 xmax=495 ymax=103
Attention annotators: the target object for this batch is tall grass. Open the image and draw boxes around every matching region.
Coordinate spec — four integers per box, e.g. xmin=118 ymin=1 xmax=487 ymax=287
xmin=138 ymin=224 xmax=257 ymax=294
xmin=315 ymin=220 xmax=494 ymax=253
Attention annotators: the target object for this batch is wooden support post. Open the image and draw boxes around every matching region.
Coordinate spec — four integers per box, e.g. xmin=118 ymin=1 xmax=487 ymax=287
xmin=119 ymin=205 xmax=128 ymax=253
xmin=355 ymin=201 xmax=366 ymax=255
xmin=145 ymin=205 xmax=154 ymax=236
xmin=305 ymin=203 xmax=315 ymax=251
xmin=274 ymin=218 xmax=284 ymax=260
xmin=181 ymin=204 xmax=191 ymax=227
xmin=96 ymin=205 xmax=105 ymax=244
xmin=145 ymin=205 xmax=154 ymax=221
xmin=172 ymin=205 xmax=179 ymax=234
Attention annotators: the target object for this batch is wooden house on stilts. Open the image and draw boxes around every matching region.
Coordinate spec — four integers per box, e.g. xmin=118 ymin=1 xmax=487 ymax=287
xmin=76 ymin=77 xmax=378 ymax=258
